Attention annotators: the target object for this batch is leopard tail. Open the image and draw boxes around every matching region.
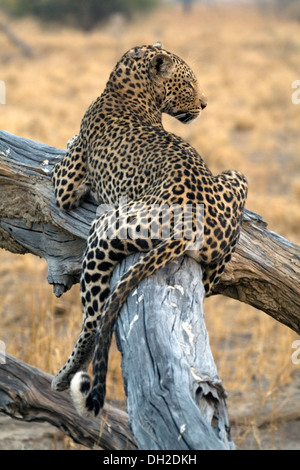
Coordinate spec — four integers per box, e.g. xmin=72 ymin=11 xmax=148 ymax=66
xmin=70 ymin=238 xmax=185 ymax=417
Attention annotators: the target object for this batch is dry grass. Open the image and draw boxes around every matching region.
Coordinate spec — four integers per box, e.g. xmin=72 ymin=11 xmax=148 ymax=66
xmin=0 ymin=2 xmax=299 ymax=449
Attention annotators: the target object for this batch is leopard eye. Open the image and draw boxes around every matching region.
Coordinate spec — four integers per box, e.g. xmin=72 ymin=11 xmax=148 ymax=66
xmin=186 ymin=81 xmax=194 ymax=90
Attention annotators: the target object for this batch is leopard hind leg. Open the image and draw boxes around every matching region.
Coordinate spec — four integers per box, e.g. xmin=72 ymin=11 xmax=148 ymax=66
xmin=51 ymin=207 xmax=154 ymax=392
xmin=202 ymin=251 xmax=232 ymax=297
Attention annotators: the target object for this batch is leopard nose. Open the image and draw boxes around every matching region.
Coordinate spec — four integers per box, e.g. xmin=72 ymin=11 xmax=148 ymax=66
xmin=200 ymin=102 xmax=207 ymax=110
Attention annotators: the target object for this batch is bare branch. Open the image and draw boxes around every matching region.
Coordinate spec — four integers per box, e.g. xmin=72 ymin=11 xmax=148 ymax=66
xmin=0 ymin=354 xmax=137 ymax=450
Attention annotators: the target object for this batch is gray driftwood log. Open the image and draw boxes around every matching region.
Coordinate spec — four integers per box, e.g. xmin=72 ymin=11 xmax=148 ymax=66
xmin=112 ymin=253 xmax=233 ymax=450
xmin=0 ymin=354 xmax=137 ymax=450
xmin=0 ymin=130 xmax=299 ymax=449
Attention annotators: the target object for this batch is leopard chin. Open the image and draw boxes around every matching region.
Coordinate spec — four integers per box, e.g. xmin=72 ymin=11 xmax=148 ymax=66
xmin=174 ymin=110 xmax=200 ymax=123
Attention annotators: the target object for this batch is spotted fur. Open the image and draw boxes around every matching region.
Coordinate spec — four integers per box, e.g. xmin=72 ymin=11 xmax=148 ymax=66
xmin=51 ymin=43 xmax=247 ymax=417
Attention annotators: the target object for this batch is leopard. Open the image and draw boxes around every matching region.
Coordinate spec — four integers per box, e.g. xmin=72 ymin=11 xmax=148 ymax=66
xmin=51 ymin=42 xmax=248 ymax=418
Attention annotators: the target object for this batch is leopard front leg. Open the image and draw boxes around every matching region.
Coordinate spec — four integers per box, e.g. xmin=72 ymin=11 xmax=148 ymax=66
xmin=52 ymin=133 xmax=89 ymax=211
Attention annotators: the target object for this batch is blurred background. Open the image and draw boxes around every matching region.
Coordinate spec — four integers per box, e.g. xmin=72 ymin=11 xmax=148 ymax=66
xmin=0 ymin=0 xmax=299 ymax=450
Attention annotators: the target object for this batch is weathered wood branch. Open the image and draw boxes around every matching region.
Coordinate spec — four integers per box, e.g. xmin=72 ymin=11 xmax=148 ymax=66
xmin=112 ymin=253 xmax=234 ymax=450
xmin=0 ymin=20 xmax=34 ymax=57
xmin=0 ymin=130 xmax=299 ymax=332
xmin=215 ymin=214 xmax=300 ymax=334
xmin=0 ymin=354 xmax=137 ymax=450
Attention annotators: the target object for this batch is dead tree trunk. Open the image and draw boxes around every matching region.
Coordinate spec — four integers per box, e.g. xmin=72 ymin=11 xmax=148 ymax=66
xmin=112 ymin=253 xmax=233 ymax=449
xmin=0 ymin=130 xmax=299 ymax=449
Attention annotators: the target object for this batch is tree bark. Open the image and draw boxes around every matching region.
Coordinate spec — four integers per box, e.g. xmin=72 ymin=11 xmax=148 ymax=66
xmin=215 ymin=209 xmax=300 ymax=334
xmin=112 ymin=253 xmax=234 ymax=450
xmin=0 ymin=129 xmax=299 ymax=332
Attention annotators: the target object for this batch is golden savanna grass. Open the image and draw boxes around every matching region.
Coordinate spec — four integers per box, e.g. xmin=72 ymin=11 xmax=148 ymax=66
xmin=0 ymin=2 xmax=299 ymax=449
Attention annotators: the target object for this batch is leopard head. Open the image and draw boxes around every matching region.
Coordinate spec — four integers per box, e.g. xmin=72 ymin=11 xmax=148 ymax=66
xmin=148 ymin=45 xmax=208 ymax=123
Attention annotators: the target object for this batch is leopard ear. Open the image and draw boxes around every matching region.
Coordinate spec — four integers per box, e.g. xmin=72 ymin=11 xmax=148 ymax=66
xmin=149 ymin=53 xmax=174 ymax=81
